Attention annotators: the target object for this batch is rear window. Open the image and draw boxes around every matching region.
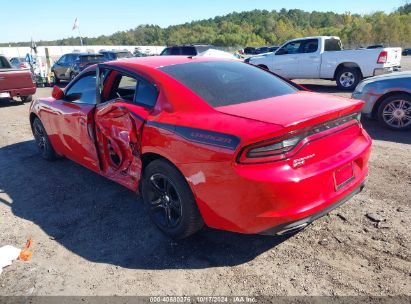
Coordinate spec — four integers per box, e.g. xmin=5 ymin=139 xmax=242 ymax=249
xmin=80 ymin=55 xmax=104 ymax=63
xmin=194 ymin=45 xmax=212 ymax=54
xmin=324 ymin=39 xmax=342 ymax=51
xmin=159 ymin=61 xmax=297 ymax=107
xmin=0 ymin=56 xmax=11 ymax=69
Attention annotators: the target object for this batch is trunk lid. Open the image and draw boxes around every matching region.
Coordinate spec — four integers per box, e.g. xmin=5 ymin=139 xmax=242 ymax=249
xmin=216 ymin=91 xmax=363 ymax=130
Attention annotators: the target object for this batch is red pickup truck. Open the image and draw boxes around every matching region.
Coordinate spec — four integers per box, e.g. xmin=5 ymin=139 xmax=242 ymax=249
xmin=0 ymin=55 xmax=36 ymax=102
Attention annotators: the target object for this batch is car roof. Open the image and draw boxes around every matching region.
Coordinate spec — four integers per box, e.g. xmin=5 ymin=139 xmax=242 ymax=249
xmin=100 ymin=50 xmax=130 ymax=53
xmin=166 ymin=44 xmax=213 ymax=48
xmin=79 ymin=53 xmax=102 ymax=56
xmin=66 ymin=52 xmax=100 ymax=56
xmin=104 ymin=55 xmax=231 ymax=69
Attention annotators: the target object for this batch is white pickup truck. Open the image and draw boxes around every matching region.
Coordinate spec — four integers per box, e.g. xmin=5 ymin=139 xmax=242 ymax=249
xmin=246 ymin=36 xmax=402 ymax=90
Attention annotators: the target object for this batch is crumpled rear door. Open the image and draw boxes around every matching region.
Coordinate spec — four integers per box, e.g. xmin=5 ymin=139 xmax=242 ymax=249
xmin=94 ymin=100 xmax=149 ymax=191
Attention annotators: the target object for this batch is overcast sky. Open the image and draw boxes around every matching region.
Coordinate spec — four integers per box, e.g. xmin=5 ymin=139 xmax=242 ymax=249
xmin=0 ymin=0 xmax=405 ymax=43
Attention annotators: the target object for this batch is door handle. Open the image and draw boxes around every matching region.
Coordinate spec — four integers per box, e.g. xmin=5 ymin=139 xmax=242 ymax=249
xmin=0 ymin=77 xmax=5 ymax=81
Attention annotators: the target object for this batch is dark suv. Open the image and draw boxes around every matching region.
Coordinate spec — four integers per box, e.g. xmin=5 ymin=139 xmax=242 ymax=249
xmin=402 ymin=48 xmax=411 ymax=56
xmin=99 ymin=50 xmax=133 ymax=61
xmin=52 ymin=53 xmax=105 ymax=83
xmin=160 ymin=44 xmax=214 ymax=56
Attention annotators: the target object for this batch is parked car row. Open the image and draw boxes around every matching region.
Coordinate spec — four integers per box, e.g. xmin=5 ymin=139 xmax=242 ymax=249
xmin=52 ymin=49 xmax=133 ymax=83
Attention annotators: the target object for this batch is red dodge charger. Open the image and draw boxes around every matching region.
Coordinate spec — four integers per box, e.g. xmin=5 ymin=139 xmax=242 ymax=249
xmin=29 ymin=56 xmax=371 ymax=239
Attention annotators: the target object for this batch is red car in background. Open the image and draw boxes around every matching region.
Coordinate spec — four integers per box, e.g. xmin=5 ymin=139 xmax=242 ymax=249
xmin=0 ymin=55 xmax=36 ymax=102
xmin=29 ymin=56 xmax=371 ymax=239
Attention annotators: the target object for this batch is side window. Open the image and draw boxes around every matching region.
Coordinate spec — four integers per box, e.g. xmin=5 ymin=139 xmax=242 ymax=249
xmin=101 ymin=69 xmax=157 ymax=107
xmin=301 ymin=39 xmax=319 ymax=53
xmin=65 ymin=74 xmax=97 ymax=104
xmin=135 ymin=80 xmax=158 ymax=108
xmin=276 ymin=41 xmax=302 ymax=55
xmin=181 ymin=47 xmax=197 ymax=56
xmin=170 ymin=47 xmax=180 ymax=55
xmin=160 ymin=48 xmax=171 ymax=56
xmin=116 ymin=75 xmax=137 ymax=102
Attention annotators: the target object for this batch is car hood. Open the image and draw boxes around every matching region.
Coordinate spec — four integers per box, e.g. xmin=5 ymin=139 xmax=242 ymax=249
xmin=216 ymin=91 xmax=364 ymax=129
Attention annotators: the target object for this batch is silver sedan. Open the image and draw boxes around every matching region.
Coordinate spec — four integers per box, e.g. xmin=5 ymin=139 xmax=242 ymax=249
xmin=352 ymin=72 xmax=411 ymax=130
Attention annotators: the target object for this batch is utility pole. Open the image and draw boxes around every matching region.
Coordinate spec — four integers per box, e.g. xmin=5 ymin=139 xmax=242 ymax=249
xmin=73 ymin=18 xmax=83 ymax=46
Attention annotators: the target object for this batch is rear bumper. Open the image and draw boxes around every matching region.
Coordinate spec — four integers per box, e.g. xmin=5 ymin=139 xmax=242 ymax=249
xmin=373 ymin=66 xmax=401 ymax=76
xmin=180 ymin=125 xmax=372 ymax=234
xmin=261 ymin=179 xmax=367 ymax=235
xmin=1 ymin=86 xmax=36 ymax=98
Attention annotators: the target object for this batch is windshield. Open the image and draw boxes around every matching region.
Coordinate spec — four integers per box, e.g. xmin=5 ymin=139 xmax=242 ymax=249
xmin=159 ymin=61 xmax=297 ymax=107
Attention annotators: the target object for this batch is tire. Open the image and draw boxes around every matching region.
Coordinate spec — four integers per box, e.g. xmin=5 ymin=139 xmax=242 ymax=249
xmin=20 ymin=95 xmax=33 ymax=103
xmin=142 ymin=159 xmax=204 ymax=239
xmin=53 ymin=72 xmax=60 ymax=84
xmin=70 ymin=72 xmax=76 ymax=81
xmin=377 ymin=94 xmax=411 ymax=130
xmin=336 ymin=67 xmax=362 ymax=91
xmin=32 ymin=117 xmax=57 ymax=160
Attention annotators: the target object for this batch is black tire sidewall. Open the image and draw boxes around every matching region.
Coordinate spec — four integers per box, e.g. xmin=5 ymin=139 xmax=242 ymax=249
xmin=21 ymin=95 xmax=32 ymax=103
xmin=377 ymin=94 xmax=411 ymax=131
xmin=33 ymin=118 xmax=56 ymax=160
xmin=336 ymin=67 xmax=361 ymax=91
xmin=142 ymin=159 xmax=204 ymax=239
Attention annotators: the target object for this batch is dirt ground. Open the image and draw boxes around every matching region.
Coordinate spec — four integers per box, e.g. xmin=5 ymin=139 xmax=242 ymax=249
xmin=0 ymin=58 xmax=410 ymax=297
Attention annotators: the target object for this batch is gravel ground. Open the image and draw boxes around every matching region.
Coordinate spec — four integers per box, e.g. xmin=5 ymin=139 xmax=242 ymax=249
xmin=0 ymin=58 xmax=410 ymax=297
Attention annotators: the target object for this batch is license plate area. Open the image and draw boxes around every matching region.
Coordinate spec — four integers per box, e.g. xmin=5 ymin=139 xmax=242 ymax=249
xmin=0 ymin=92 xmax=10 ymax=98
xmin=334 ymin=162 xmax=355 ymax=191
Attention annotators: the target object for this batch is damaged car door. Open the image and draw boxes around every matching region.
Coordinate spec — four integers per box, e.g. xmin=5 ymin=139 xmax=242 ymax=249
xmin=94 ymin=67 xmax=157 ymax=191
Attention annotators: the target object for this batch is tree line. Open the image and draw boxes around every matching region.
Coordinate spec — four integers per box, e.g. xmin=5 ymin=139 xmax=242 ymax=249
xmin=3 ymin=4 xmax=411 ymax=48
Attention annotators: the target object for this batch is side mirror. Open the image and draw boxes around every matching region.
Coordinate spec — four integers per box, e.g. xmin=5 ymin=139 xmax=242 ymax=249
xmin=52 ymin=85 xmax=64 ymax=100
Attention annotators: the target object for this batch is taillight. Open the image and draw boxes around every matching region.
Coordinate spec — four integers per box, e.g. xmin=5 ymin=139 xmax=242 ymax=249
xmin=237 ymin=112 xmax=361 ymax=164
xmin=237 ymin=134 xmax=303 ymax=164
xmin=377 ymin=51 xmax=388 ymax=64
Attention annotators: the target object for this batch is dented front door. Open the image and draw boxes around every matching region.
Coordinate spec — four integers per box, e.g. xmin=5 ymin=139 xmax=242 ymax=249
xmin=94 ymin=100 xmax=149 ymax=191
